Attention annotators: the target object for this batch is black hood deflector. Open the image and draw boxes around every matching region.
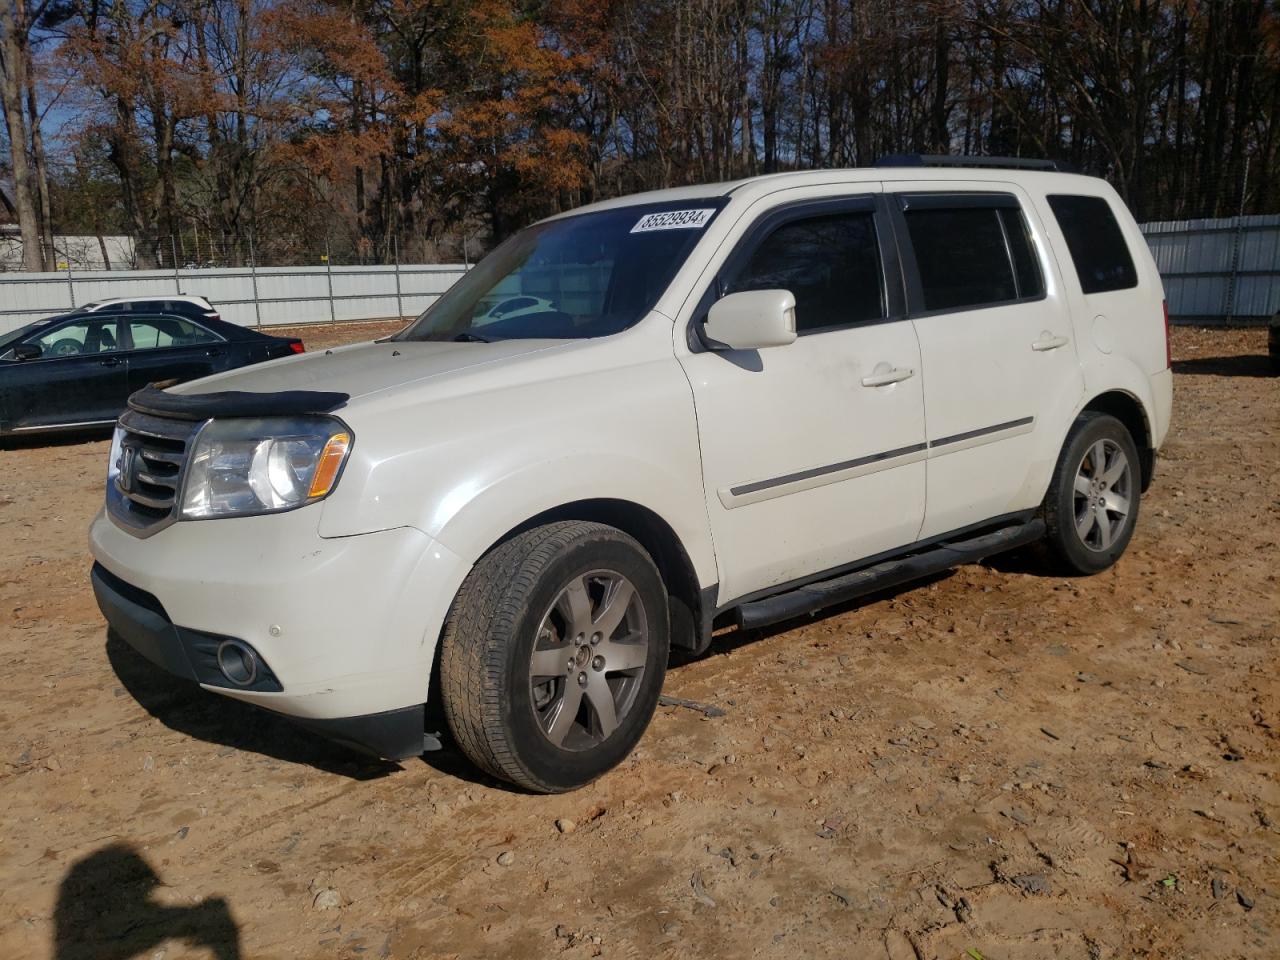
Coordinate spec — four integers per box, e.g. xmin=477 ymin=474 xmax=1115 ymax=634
xmin=127 ymin=383 xmax=349 ymax=421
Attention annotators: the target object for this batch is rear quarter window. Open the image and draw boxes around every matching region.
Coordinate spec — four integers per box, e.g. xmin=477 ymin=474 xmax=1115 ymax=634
xmin=1047 ymin=194 xmax=1138 ymax=294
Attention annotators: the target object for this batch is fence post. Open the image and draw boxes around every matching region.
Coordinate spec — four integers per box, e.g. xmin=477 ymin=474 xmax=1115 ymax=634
xmin=65 ymin=257 xmax=75 ymax=309
xmin=248 ymin=233 xmax=263 ymax=329
xmin=324 ymin=241 xmax=337 ymax=325
xmin=393 ymin=237 xmax=404 ymax=320
xmin=171 ymin=235 xmax=182 ymax=294
xmin=1224 ymin=218 xmax=1243 ymax=326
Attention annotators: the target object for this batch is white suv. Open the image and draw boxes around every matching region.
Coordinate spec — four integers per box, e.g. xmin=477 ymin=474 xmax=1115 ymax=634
xmin=90 ymin=158 xmax=1173 ymax=792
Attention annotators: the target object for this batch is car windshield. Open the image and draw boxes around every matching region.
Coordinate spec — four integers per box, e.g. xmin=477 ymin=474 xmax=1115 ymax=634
xmin=395 ymin=200 xmax=725 ymax=342
xmin=0 ymin=318 xmax=60 ymax=353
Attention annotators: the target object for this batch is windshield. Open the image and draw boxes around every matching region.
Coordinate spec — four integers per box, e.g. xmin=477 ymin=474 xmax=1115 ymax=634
xmin=396 ymin=200 xmax=725 ymax=342
xmin=0 ymin=317 xmax=61 ymax=354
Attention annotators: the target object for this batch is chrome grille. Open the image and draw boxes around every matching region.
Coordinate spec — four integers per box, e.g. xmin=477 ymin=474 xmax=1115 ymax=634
xmin=106 ymin=410 xmax=202 ymax=537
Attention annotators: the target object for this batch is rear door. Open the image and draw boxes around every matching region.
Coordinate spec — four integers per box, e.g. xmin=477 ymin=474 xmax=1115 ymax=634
xmin=4 ymin=315 xmax=129 ymax=429
xmin=121 ymin=314 xmax=228 ymax=391
xmin=888 ymin=184 xmax=1085 ymax=538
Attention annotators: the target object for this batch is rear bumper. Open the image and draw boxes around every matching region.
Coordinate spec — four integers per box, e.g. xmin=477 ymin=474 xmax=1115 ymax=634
xmin=92 ymin=561 xmax=428 ymax=760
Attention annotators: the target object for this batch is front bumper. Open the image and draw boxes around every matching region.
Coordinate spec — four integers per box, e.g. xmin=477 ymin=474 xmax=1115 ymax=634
xmin=93 ymin=560 xmax=427 ymax=759
xmin=89 ymin=504 xmax=469 ymax=754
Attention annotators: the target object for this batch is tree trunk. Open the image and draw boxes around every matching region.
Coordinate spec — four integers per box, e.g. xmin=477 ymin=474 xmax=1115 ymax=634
xmin=0 ymin=0 xmax=42 ymax=270
xmin=27 ymin=78 xmax=53 ymax=269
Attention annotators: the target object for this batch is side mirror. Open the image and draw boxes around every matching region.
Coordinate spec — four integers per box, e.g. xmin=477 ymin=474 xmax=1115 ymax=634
xmin=12 ymin=343 xmax=41 ymax=361
xmin=703 ymin=289 xmax=797 ymax=351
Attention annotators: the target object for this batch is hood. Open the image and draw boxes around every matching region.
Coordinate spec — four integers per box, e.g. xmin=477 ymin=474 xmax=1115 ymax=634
xmin=168 ymin=338 xmax=567 ymax=403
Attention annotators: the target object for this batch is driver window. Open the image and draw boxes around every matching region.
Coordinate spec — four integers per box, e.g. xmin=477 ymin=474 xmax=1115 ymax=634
xmin=33 ymin=318 xmax=120 ymax=357
xmin=725 ymin=211 xmax=885 ymax=333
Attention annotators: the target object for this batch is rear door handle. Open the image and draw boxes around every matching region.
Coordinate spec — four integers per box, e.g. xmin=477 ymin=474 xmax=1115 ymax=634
xmin=1032 ymin=334 xmax=1070 ymax=352
xmin=99 ymin=357 xmax=121 ymax=367
xmin=861 ymin=367 xmax=915 ymax=388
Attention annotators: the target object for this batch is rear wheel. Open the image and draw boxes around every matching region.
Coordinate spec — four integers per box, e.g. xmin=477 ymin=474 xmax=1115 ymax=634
xmin=439 ymin=521 xmax=669 ymax=793
xmin=1042 ymin=412 xmax=1141 ymax=575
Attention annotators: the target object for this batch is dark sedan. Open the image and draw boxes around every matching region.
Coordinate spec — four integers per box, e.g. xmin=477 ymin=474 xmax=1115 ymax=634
xmin=0 ymin=310 xmax=304 ymax=436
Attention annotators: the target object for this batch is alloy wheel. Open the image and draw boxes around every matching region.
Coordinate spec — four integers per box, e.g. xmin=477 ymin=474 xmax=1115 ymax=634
xmin=1072 ymin=438 xmax=1132 ymax=551
xmin=528 ymin=570 xmax=649 ymax=751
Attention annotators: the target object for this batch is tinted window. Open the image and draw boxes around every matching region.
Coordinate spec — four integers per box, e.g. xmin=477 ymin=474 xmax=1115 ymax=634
xmin=905 ymin=206 xmax=1023 ymax=311
xmin=32 ymin=318 xmax=119 ymax=357
xmin=127 ymin=316 xmax=221 ymax=350
xmin=725 ymin=212 xmax=884 ymax=332
xmin=1047 ymin=194 xmax=1138 ymax=294
xmin=1000 ymin=207 xmax=1045 ymax=299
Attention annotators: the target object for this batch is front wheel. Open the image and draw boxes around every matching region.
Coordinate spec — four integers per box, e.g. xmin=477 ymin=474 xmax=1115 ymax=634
xmin=439 ymin=521 xmax=669 ymax=793
xmin=1041 ymin=412 xmax=1141 ymax=575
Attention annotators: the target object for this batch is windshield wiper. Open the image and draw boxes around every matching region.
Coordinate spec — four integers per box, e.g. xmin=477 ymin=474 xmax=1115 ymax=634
xmin=451 ymin=332 xmax=493 ymax=343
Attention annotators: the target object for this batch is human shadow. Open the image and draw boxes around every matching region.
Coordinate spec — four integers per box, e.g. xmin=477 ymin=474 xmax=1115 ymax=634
xmin=1171 ymin=354 xmax=1274 ymax=378
xmin=106 ymin=630 xmax=399 ymax=781
xmin=53 ymin=844 xmax=240 ymax=960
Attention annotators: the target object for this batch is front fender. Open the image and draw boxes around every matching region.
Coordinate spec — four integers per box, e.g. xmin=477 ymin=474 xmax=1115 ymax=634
xmin=427 ymin=453 xmax=718 ymax=588
xmin=316 ymin=329 xmax=718 ymax=589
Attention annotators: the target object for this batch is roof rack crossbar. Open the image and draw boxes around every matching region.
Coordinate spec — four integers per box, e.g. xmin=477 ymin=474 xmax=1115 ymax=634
xmin=874 ymin=154 xmax=1073 ymax=173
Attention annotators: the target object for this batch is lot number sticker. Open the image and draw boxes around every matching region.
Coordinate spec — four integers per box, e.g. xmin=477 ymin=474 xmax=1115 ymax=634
xmin=631 ymin=209 xmax=715 ymax=233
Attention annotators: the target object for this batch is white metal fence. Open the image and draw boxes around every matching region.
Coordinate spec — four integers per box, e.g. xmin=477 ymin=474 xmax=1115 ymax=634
xmin=1140 ymin=214 xmax=1280 ymax=325
xmin=0 ymin=262 xmax=469 ymax=336
xmin=3 ymin=215 xmax=1278 ymax=335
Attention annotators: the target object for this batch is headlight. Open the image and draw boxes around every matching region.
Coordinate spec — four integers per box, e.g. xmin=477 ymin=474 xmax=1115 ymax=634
xmin=181 ymin=416 xmax=352 ymax=520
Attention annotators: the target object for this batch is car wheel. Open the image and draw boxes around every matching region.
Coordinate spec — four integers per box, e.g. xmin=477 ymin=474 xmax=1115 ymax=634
xmin=440 ymin=520 xmax=669 ymax=793
xmin=1042 ymin=412 xmax=1141 ymax=575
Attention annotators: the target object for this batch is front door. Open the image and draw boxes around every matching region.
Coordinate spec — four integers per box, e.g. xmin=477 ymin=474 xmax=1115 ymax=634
xmin=887 ymin=184 xmax=1085 ymax=538
xmin=7 ymin=315 xmax=128 ymax=429
xmin=678 ymin=192 xmax=928 ymax=604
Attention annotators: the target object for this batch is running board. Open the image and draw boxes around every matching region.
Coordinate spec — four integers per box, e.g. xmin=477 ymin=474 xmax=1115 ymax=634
xmin=733 ymin=520 xmax=1045 ymax=631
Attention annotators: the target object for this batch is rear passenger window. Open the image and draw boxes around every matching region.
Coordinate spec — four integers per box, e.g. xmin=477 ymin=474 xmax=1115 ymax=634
xmin=127 ymin=316 xmax=221 ymax=350
xmin=725 ymin=212 xmax=884 ymax=332
xmin=903 ymin=201 xmax=1043 ymax=312
xmin=1046 ymin=195 xmax=1138 ymax=294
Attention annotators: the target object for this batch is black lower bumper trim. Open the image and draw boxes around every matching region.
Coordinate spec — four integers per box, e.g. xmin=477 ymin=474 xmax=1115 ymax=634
xmin=289 ymin=706 xmax=431 ymax=761
xmin=92 ymin=562 xmax=199 ymax=681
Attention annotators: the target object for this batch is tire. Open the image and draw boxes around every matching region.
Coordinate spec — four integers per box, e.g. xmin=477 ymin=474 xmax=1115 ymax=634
xmin=1042 ymin=412 xmax=1141 ymax=575
xmin=439 ymin=521 xmax=669 ymax=793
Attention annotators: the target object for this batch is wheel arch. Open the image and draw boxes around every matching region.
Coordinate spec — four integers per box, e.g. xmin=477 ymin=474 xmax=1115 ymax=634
xmin=1079 ymin=389 xmax=1155 ymax=491
xmin=423 ymin=495 xmax=714 ymax=730
xmin=495 ymin=499 xmax=711 ymax=656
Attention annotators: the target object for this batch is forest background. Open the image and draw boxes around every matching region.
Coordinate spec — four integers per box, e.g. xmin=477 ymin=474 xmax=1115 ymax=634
xmin=1 ymin=0 xmax=1276 ymax=269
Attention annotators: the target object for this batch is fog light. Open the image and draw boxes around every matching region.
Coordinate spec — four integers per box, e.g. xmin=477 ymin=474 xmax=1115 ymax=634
xmin=216 ymin=640 xmax=259 ymax=687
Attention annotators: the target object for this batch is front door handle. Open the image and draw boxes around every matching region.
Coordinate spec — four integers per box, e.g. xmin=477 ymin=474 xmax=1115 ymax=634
xmin=99 ymin=356 xmax=121 ymax=367
xmin=861 ymin=366 xmax=915 ymax=388
xmin=1032 ymin=334 xmax=1070 ymax=352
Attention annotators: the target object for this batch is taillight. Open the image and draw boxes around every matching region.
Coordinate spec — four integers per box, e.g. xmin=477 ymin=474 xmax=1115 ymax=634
xmin=1162 ymin=300 xmax=1171 ymax=369
xmin=288 ymin=341 xmax=305 ymax=354
xmin=206 ymin=312 xmax=221 ymax=322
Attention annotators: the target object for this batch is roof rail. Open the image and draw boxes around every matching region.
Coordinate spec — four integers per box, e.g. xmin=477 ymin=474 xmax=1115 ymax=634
xmin=874 ymin=154 xmax=1074 ymax=173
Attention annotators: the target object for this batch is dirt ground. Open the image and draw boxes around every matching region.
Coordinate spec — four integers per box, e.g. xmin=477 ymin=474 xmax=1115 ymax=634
xmin=1 ymin=324 xmax=1276 ymax=960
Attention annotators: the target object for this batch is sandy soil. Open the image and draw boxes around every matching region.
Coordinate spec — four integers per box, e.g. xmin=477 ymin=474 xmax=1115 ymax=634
xmin=1 ymin=326 xmax=1276 ymax=960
